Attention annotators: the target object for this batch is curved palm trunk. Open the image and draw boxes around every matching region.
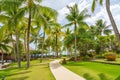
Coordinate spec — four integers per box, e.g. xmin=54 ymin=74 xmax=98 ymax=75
xmin=106 ymin=0 xmax=120 ymax=47
xmin=26 ymin=8 xmax=31 ymax=68
xmin=40 ymin=31 xmax=45 ymax=63
xmin=74 ymin=22 xmax=77 ymax=61
xmin=15 ymin=29 xmax=21 ymax=68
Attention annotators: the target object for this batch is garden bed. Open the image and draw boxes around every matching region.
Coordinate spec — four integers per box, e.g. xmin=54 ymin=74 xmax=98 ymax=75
xmin=91 ymin=58 xmax=120 ymax=65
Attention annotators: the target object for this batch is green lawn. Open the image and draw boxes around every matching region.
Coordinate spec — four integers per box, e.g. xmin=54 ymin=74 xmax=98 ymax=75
xmin=63 ymin=61 xmax=120 ymax=80
xmin=0 ymin=59 xmax=55 ymax=80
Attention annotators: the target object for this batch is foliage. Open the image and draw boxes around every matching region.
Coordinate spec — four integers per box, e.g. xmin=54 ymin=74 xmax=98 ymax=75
xmin=69 ymin=57 xmax=81 ymax=61
xmin=30 ymin=50 xmax=41 ymax=54
xmin=62 ymin=58 xmax=67 ymax=64
xmin=115 ymin=75 xmax=120 ymax=80
xmin=98 ymin=73 xmax=111 ymax=80
xmin=105 ymin=52 xmax=117 ymax=61
xmin=83 ymin=73 xmax=111 ymax=80
xmin=83 ymin=73 xmax=96 ymax=80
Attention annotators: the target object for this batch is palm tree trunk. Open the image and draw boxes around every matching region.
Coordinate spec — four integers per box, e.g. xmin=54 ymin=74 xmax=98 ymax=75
xmin=74 ymin=22 xmax=77 ymax=61
xmin=40 ymin=31 xmax=45 ymax=63
xmin=56 ymin=33 xmax=58 ymax=58
xmin=24 ymin=29 xmax=27 ymax=61
xmin=15 ymin=29 xmax=21 ymax=68
xmin=1 ymin=49 xmax=4 ymax=65
xmin=10 ymin=34 xmax=17 ymax=61
xmin=35 ymin=39 xmax=37 ymax=50
xmin=106 ymin=0 xmax=120 ymax=48
xmin=26 ymin=8 xmax=31 ymax=68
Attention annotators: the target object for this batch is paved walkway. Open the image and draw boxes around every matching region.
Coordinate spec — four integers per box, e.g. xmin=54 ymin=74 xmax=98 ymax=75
xmin=50 ymin=60 xmax=85 ymax=80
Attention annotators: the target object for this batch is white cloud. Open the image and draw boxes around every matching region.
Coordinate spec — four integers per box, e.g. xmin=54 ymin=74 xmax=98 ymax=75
xmin=41 ymin=0 xmax=120 ymax=32
xmin=86 ymin=3 xmax=120 ymax=32
xmin=110 ymin=4 xmax=120 ymax=31
xmin=57 ymin=7 xmax=69 ymax=23
xmin=57 ymin=0 xmax=91 ymax=25
xmin=85 ymin=6 xmax=109 ymax=25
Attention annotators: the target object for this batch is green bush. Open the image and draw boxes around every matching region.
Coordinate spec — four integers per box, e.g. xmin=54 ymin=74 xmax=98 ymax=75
xmin=98 ymin=73 xmax=111 ymax=80
xmin=82 ymin=55 xmax=91 ymax=61
xmin=115 ymin=75 xmax=120 ymax=80
xmin=105 ymin=52 xmax=116 ymax=61
xmin=83 ymin=73 xmax=95 ymax=80
xmin=95 ymin=54 xmax=105 ymax=59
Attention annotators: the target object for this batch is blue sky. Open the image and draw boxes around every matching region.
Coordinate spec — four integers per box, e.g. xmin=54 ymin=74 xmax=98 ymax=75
xmin=41 ymin=0 xmax=120 ymax=31
xmin=34 ymin=0 xmax=120 ymax=49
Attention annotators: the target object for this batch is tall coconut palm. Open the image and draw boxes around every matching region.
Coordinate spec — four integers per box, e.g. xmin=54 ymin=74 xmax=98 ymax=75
xmin=49 ymin=23 xmax=63 ymax=58
xmin=92 ymin=0 xmax=120 ymax=48
xmin=64 ymin=28 xmax=72 ymax=57
xmin=24 ymin=0 xmax=58 ymax=67
xmin=0 ymin=27 xmax=12 ymax=65
xmin=65 ymin=4 xmax=90 ymax=61
xmin=95 ymin=19 xmax=112 ymax=36
xmin=40 ymin=13 xmax=57 ymax=62
xmin=0 ymin=0 xmax=25 ymax=68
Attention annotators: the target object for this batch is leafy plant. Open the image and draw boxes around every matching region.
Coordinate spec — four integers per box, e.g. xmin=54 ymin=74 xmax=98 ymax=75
xmin=98 ymin=73 xmax=111 ymax=80
xmin=83 ymin=73 xmax=96 ymax=80
xmin=115 ymin=75 xmax=120 ymax=80
xmin=105 ymin=52 xmax=116 ymax=61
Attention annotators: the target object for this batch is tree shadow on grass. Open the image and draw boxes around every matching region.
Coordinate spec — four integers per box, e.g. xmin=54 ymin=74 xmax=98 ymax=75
xmin=0 ymin=71 xmax=31 ymax=79
xmin=9 ymin=76 xmax=29 ymax=80
xmin=7 ymin=71 xmax=31 ymax=77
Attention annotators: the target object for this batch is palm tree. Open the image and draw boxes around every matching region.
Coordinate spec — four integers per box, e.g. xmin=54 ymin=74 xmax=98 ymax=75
xmin=92 ymin=0 xmax=120 ymax=48
xmin=0 ymin=27 xmax=12 ymax=65
xmin=65 ymin=4 xmax=90 ymax=61
xmin=95 ymin=19 xmax=112 ymax=36
xmin=64 ymin=28 xmax=72 ymax=57
xmin=40 ymin=13 xmax=57 ymax=62
xmin=49 ymin=23 xmax=63 ymax=58
xmin=24 ymin=0 xmax=57 ymax=67
xmin=0 ymin=0 xmax=25 ymax=68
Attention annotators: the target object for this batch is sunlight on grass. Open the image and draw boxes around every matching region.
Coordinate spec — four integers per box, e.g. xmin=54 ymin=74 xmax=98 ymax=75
xmin=0 ymin=59 xmax=55 ymax=80
xmin=63 ymin=61 xmax=120 ymax=80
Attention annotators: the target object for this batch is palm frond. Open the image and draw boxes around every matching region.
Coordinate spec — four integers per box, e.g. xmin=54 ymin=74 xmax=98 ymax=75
xmin=0 ymin=14 xmax=10 ymax=22
xmin=63 ymin=22 xmax=73 ymax=28
xmin=92 ymin=0 xmax=96 ymax=12
xmin=99 ymin=0 xmax=103 ymax=5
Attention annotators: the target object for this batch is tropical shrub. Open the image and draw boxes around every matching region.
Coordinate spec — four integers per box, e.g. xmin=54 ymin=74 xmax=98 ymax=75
xmin=69 ymin=57 xmax=81 ymax=61
xmin=83 ymin=73 xmax=95 ymax=80
xmin=95 ymin=54 xmax=105 ymax=59
xmin=105 ymin=52 xmax=116 ymax=61
xmin=62 ymin=58 xmax=66 ymax=64
xmin=98 ymin=73 xmax=111 ymax=80
xmin=115 ymin=75 xmax=120 ymax=80
xmin=82 ymin=55 xmax=91 ymax=61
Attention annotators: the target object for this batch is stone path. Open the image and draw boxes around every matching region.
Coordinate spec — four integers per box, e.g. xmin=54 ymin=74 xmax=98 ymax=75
xmin=50 ymin=60 xmax=85 ymax=80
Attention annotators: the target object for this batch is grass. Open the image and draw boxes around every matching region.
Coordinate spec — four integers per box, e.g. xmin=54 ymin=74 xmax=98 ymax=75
xmin=93 ymin=58 xmax=120 ymax=64
xmin=0 ymin=59 xmax=55 ymax=80
xmin=63 ymin=61 xmax=120 ymax=80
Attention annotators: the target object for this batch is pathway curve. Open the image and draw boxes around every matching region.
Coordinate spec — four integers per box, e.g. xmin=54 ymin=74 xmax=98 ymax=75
xmin=50 ymin=60 xmax=85 ymax=80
